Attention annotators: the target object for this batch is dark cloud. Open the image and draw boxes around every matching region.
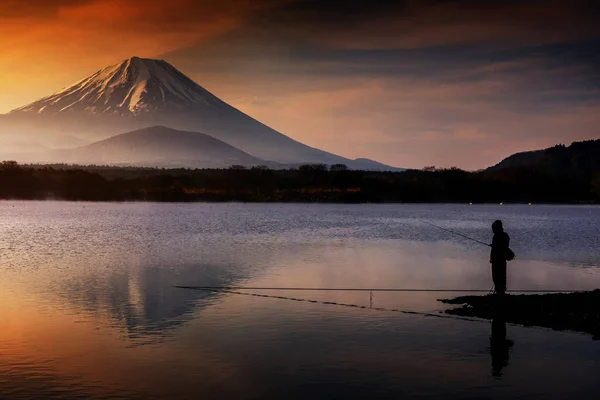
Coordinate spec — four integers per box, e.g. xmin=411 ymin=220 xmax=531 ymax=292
xmin=246 ymin=0 xmax=600 ymax=49
xmin=4 ymin=0 xmax=599 ymax=45
xmin=164 ymin=0 xmax=600 ymax=87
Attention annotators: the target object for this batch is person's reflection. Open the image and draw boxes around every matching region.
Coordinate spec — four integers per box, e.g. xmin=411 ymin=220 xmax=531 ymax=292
xmin=490 ymin=311 xmax=514 ymax=377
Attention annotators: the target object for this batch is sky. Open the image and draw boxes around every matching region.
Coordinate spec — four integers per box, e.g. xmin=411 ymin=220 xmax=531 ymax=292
xmin=1 ymin=0 xmax=599 ymax=169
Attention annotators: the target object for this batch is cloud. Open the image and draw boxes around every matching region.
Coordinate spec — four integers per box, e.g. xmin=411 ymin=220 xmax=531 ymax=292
xmin=54 ymin=0 xmax=277 ymax=33
xmin=248 ymin=0 xmax=600 ymax=50
xmin=198 ymin=64 xmax=599 ymax=169
xmin=0 ymin=0 xmax=90 ymax=18
xmin=0 ymin=0 xmax=286 ymax=110
xmin=160 ymin=6 xmax=599 ymax=169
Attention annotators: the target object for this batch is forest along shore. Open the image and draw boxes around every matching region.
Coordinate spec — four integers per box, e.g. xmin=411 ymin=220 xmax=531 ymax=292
xmin=1 ymin=162 xmax=599 ymax=203
xmin=440 ymin=290 xmax=600 ymax=339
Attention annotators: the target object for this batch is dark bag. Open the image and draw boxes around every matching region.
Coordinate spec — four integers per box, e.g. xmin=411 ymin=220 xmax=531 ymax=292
xmin=505 ymin=248 xmax=515 ymax=261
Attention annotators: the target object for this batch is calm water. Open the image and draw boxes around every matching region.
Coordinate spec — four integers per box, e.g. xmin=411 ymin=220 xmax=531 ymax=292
xmin=1 ymin=202 xmax=599 ymax=399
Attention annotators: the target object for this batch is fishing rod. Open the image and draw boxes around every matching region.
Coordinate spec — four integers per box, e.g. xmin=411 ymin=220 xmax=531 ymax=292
xmin=419 ymin=219 xmax=490 ymax=247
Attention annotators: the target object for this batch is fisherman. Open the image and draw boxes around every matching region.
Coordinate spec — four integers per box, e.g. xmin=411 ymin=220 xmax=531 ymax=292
xmin=490 ymin=220 xmax=510 ymax=295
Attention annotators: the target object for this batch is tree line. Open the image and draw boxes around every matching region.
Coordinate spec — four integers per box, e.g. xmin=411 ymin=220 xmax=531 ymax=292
xmin=1 ymin=161 xmax=598 ymax=203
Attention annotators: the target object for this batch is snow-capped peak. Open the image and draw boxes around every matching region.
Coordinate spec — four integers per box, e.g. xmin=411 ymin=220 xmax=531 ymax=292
xmin=10 ymin=57 xmax=225 ymax=116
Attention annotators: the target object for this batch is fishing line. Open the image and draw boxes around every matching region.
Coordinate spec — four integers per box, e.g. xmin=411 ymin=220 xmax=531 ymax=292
xmin=177 ymin=286 xmax=485 ymax=324
xmin=419 ymin=219 xmax=491 ymax=247
xmin=176 ymin=286 xmax=581 ymax=293
xmin=176 ymin=286 xmax=593 ymax=337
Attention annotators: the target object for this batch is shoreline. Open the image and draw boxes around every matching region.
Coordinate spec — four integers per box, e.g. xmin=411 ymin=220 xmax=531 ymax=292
xmin=1 ymin=199 xmax=598 ymax=205
xmin=439 ymin=290 xmax=600 ymax=339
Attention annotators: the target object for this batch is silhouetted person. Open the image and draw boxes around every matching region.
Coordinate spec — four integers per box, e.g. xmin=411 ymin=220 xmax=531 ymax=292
xmin=490 ymin=220 xmax=510 ymax=295
xmin=490 ymin=313 xmax=512 ymax=377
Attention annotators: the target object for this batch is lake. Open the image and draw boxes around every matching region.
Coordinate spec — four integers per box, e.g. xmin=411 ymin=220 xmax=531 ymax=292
xmin=1 ymin=202 xmax=599 ymax=399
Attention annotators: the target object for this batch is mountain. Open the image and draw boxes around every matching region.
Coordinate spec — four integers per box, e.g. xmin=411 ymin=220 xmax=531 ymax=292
xmin=488 ymin=140 xmax=600 ymax=176
xmin=351 ymin=158 xmax=404 ymax=171
xmin=10 ymin=57 xmax=225 ymax=116
xmin=2 ymin=56 xmax=401 ymax=170
xmin=35 ymin=126 xmax=270 ymax=168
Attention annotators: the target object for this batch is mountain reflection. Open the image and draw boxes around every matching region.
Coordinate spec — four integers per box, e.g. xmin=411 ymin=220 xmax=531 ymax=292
xmin=57 ymin=262 xmax=253 ymax=342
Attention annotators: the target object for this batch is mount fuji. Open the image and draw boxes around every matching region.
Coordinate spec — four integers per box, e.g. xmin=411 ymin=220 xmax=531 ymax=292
xmin=1 ymin=57 xmax=401 ymax=170
xmin=10 ymin=57 xmax=226 ymax=116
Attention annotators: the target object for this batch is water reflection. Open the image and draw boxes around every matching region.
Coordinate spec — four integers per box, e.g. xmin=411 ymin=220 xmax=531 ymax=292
xmin=490 ymin=314 xmax=513 ymax=378
xmin=55 ymin=263 xmax=254 ymax=342
xmin=1 ymin=202 xmax=600 ymax=399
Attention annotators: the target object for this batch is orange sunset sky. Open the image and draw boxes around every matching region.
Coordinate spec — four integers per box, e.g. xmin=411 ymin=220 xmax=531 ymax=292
xmin=1 ymin=0 xmax=599 ymax=169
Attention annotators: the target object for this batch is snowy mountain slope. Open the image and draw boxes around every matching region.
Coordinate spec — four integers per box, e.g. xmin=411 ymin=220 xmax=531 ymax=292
xmin=10 ymin=57 xmax=228 ymax=116
xmin=4 ymin=57 xmax=401 ymax=169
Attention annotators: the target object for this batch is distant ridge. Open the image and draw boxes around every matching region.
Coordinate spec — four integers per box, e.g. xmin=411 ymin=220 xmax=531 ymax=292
xmin=351 ymin=158 xmax=404 ymax=171
xmin=488 ymin=139 xmax=600 ymax=176
xmin=46 ymin=126 xmax=270 ymax=168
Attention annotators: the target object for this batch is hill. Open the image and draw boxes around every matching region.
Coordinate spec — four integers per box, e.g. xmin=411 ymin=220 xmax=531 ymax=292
xmin=488 ymin=140 xmax=600 ymax=176
xmin=42 ymin=126 xmax=270 ymax=169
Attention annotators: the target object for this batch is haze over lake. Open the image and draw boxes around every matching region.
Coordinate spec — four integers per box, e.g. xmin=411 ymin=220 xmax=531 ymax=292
xmin=1 ymin=202 xmax=599 ymax=399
